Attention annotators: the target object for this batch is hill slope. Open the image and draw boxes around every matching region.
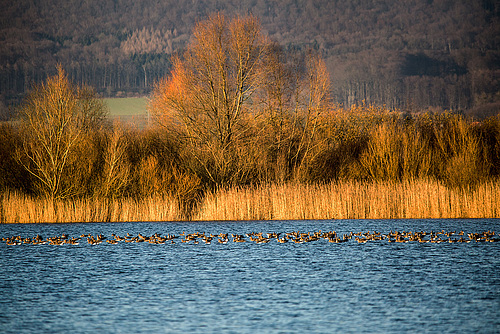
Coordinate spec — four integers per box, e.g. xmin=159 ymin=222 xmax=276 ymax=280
xmin=1 ymin=0 xmax=499 ymax=117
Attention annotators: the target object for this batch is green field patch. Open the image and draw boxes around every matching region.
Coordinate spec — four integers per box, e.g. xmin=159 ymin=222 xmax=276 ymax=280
xmin=104 ymin=97 xmax=147 ymax=116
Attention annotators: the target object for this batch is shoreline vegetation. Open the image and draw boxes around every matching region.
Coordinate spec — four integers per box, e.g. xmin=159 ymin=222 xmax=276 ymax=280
xmin=1 ymin=14 xmax=499 ymax=223
xmin=1 ymin=179 xmax=499 ymax=223
xmin=2 ymin=85 xmax=500 ymax=224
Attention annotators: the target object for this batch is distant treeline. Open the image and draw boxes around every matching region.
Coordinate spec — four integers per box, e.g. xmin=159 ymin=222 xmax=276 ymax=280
xmin=1 ymin=0 xmax=499 ymax=118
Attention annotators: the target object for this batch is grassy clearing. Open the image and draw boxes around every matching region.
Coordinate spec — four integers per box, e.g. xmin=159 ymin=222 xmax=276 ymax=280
xmin=104 ymin=97 xmax=147 ymax=116
xmin=104 ymin=97 xmax=150 ymax=128
xmin=2 ymin=179 xmax=498 ymax=223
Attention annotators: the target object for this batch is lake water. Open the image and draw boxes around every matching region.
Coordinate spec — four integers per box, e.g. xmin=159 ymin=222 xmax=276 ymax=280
xmin=1 ymin=219 xmax=499 ymax=333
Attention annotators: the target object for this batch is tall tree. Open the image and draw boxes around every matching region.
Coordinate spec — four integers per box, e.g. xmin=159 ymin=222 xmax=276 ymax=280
xmin=151 ymin=13 xmax=268 ymax=147
xmin=16 ymin=65 xmax=108 ymax=199
xmin=149 ymin=13 xmax=270 ymax=184
xmin=257 ymin=47 xmax=331 ymax=181
xmin=150 ymin=12 xmax=332 ymax=184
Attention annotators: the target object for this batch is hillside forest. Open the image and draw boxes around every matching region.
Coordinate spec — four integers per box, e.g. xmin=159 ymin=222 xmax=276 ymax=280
xmin=1 ymin=0 xmax=499 ymax=120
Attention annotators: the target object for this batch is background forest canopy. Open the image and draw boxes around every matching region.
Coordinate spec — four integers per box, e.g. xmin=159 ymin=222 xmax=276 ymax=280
xmin=0 ymin=0 xmax=499 ymax=120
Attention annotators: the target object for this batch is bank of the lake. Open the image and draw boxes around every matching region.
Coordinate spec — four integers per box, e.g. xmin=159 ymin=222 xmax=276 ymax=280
xmin=2 ymin=180 xmax=499 ymax=223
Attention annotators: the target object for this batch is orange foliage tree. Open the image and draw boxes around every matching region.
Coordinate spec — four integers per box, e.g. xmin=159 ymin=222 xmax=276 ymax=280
xmin=151 ymin=13 xmax=268 ymax=145
xmin=150 ymin=13 xmax=331 ymax=185
xmin=149 ymin=13 xmax=270 ymax=184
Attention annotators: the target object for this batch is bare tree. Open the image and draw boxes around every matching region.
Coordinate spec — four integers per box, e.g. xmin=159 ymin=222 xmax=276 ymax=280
xmin=257 ymin=48 xmax=331 ymax=181
xmin=16 ymin=65 xmax=108 ymax=199
xmin=150 ymin=13 xmax=331 ymax=185
xmin=96 ymin=126 xmax=130 ymax=198
xmin=292 ymin=52 xmax=331 ymax=179
xmin=149 ymin=13 xmax=270 ymax=184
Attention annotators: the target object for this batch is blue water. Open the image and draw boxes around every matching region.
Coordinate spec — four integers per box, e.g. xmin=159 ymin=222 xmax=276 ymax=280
xmin=0 ymin=219 xmax=499 ymax=333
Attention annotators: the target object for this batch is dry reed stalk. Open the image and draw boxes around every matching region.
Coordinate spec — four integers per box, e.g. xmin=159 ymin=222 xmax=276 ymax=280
xmin=194 ymin=180 xmax=500 ymax=220
xmin=0 ymin=192 xmax=181 ymax=223
xmin=2 ymin=180 xmax=499 ymax=223
xmin=199 ymin=187 xmax=272 ymax=221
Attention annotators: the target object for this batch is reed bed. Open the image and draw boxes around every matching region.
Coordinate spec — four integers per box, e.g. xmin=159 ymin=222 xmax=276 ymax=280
xmin=194 ymin=180 xmax=500 ymax=221
xmin=0 ymin=192 xmax=180 ymax=223
xmin=1 ymin=179 xmax=499 ymax=223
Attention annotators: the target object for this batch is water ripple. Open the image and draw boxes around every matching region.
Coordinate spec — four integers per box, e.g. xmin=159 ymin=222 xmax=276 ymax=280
xmin=0 ymin=219 xmax=499 ymax=333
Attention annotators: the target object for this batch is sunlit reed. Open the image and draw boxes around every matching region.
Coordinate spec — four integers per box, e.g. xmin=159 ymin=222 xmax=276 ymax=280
xmin=194 ymin=180 xmax=500 ymax=221
xmin=2 ymin=179 xmax=498 ymax=223
xmin=0 ymin=192 xmax=180 ymax=223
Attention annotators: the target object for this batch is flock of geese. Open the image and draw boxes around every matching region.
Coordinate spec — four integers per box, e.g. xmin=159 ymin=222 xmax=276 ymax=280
xmin=2 ymin=230 xmax=499 ymax=246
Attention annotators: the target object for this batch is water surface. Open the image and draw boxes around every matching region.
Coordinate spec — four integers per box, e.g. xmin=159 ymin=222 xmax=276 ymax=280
xmin=1 ymin=219 xmax=499 ymax=333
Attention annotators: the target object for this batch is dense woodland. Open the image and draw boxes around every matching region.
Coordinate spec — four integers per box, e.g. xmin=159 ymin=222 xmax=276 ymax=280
xmin=1 ymin=0 xmax=499 ymax=120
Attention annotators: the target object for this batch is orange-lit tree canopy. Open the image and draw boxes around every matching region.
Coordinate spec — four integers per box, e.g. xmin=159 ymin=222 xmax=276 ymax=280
xmin=149 ymin=13 xmax=331 ymax=185
xmin=150 ymin=13 xmax=269 ymax=148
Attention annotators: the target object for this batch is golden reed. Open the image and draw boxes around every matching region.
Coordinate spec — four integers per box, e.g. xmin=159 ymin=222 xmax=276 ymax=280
xmin=194 ymin=180 xmax=500 ymax=221
xmin=1 ymin=179 xmax=498 ymax=223
xmin=0 ymin=193 xmax=180 ymax=223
